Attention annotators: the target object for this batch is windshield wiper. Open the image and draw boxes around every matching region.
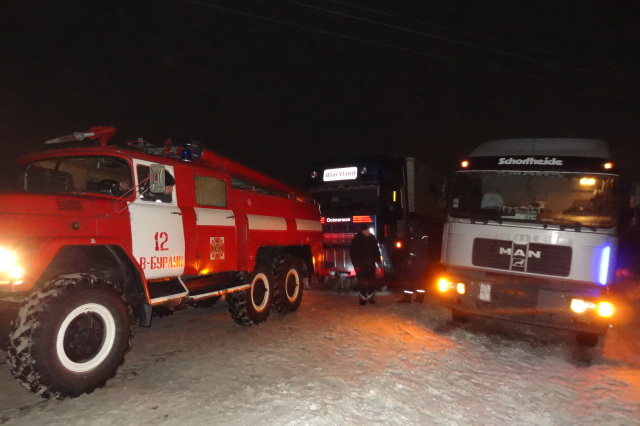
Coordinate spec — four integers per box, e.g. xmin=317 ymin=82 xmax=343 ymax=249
xmin=468 ymin=210 xmax=503 ymax=225
xmin=556 ymin=221 xmax=597 ymax=232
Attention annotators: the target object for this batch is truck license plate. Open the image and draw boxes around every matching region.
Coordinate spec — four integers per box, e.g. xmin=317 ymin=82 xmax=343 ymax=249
xmin=478 ymin=283 xmax=491 ymax=302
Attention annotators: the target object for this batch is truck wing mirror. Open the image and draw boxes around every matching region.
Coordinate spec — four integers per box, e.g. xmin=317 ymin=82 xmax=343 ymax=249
xmin=149 ymin=164 xmax=166 ymax=194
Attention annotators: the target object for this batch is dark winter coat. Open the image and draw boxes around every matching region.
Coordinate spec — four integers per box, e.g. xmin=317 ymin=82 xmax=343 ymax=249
xmin=350 ymin=231 xmax=381 ymax=280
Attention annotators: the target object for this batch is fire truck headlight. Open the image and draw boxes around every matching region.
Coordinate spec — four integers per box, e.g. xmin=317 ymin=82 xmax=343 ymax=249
xmin=596 ymin=301 xmax=615 ymax=318
xmin=456 ymin=283 xmax=466 ymax=295
xmin=437 ymin=277 xmax=451 ymax=293
xmin=0 ymin=247 xmax=24 ymax=285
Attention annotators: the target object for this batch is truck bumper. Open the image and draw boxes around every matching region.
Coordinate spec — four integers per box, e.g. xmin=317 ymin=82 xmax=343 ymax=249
xmin=436 ymin=270 xmax=614 ymax=334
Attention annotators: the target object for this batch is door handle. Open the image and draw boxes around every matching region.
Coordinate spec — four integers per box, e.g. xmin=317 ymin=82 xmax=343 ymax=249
xmin=227 ymin=215 xmax=235 ymax=219
xmin=171 ymin=212 xmax=182 ymax=215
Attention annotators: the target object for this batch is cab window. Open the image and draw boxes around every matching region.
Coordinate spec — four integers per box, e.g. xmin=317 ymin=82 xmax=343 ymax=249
xmin=22 ymin=156 xmax=131 ymax=196
xmin=195 ymin=175 xmax=226 ymax=207
xmin=137 ymin=165 xmax=175 ymax=203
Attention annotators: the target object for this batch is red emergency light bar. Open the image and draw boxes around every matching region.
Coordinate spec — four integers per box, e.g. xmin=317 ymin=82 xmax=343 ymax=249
xmin=352 ymin=215 xmax=372 ymax=223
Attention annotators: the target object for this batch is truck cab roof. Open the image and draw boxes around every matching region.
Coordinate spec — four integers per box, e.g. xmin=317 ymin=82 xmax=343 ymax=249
xmin=470 ymin=139 xmax=611 ymax=159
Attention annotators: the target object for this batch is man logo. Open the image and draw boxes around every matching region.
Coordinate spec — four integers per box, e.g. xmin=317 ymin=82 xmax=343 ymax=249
xmin=499 ymin=247 xmax=541 ymax=258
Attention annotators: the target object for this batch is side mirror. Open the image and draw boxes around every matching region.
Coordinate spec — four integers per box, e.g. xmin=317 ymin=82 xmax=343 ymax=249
xmin=149 ymin=164 xmax=166 ymax=194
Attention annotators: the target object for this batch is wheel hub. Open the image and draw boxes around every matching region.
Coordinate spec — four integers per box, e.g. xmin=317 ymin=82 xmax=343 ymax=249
xmin=63 ymin=312 xmax=106 ymax=363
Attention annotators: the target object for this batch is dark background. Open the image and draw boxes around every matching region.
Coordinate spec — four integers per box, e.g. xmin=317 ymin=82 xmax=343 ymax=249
xmin=1 ymin=0 xmax=639 ymax=189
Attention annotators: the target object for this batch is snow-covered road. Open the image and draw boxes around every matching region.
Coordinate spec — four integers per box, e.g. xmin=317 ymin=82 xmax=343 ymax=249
xmin=1 ymin=290 xmax=639 ymax=425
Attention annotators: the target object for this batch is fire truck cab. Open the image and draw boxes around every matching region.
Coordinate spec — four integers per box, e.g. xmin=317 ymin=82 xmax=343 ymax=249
xmin=0 ymin=127 xmax=323 ymax=398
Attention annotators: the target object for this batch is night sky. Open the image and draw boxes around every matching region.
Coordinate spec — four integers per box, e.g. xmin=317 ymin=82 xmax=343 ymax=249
xmin=1 ymin=0 xmax=639 ymax=188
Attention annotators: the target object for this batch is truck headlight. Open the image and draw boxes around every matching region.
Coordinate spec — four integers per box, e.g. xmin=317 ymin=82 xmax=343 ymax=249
xmin=596 ymin=301 xmax=614 ymax=318
xmin=0 ymin=247 xmax=24 ymax=284
xmin=570 ymin=298 xmax=592 ymax=314
xmin=570 ymin=298 xmax=615 ymax=318
xmin=437 ymin=277 xmax=451 ymax=293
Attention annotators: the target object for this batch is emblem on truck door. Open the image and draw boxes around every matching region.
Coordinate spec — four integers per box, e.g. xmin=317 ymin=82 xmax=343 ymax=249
xmin=210 ymin=237 xmax=225 ymax=260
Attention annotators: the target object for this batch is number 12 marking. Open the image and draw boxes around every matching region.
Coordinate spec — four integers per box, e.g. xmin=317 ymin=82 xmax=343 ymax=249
xmin=154 ymin=232 xmax=169 ymax=251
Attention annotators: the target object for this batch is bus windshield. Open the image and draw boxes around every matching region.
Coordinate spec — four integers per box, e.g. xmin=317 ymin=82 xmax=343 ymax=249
xmin=309 ymin=185 xmax=380 ymax=215
xmin=449 ymin=171 xmax=617 ymax=228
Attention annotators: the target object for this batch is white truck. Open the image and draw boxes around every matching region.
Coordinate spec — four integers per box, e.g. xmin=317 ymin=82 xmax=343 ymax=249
xmin=437 ymin=138 xmax=623 ymax=362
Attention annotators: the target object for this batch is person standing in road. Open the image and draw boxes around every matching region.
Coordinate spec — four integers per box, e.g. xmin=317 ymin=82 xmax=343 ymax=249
xmin=350 ymin=224 xmax=381 ymax=305
xmin=398 ymin=223 xmax=428 ymax=303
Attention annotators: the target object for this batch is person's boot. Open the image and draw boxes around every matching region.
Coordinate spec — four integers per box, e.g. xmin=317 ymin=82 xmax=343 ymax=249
xmin=414 ymin=289 xmax=426 ymax=303
xmin=398 ymin=290 xmax=413 ymax=303
xmin=366 ymin=293 xmax=376 ymax=304
xmin=358 ymin=291 xmax=367 ymax=306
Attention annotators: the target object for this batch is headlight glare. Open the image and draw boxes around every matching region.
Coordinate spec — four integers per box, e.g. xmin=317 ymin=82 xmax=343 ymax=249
xmin=437 ymin=277 xmax=450 ymax=293
xmin=0 ymin=247 xmax=18 ymax=268
xmin=596 ymin=301 xmax=614 ymax=318
xmin=0 ymin=246 xmax=24 ymax=285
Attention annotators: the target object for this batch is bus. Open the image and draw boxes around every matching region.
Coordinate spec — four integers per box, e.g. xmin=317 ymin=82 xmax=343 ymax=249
xmin=307 ymin=157 xmax=444 ymax=288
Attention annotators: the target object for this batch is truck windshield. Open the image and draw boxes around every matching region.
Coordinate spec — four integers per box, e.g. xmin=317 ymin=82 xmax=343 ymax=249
xmin=20 ymin=156 xmax=131 ymax=196
xmin=449 ymin=171 xmax=617 ymax=228
xmin=309 ymin=185 xmax=380 ymax=215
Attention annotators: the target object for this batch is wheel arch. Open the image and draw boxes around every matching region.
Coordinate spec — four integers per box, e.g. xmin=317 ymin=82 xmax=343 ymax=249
xmin=37 ymin=245 xmax=149 ymax=319
xmin=255 ymin=245 xmax=311 ymax=275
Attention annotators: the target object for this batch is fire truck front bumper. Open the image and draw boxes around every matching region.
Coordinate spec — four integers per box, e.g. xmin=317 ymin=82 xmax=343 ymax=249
xmin=435 ymin=274 xmax=621 ymax=334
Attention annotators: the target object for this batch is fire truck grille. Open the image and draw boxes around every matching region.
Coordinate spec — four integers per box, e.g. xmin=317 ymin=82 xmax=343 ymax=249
xmin=56 ymin=198 xmax=83 ymax=211
xmin=472 ymin=238 xmax=571 ymax=277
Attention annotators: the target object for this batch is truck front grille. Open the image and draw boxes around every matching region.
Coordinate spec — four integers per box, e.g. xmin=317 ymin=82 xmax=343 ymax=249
xmin=472 ymin=238 xmax=571 ymax=277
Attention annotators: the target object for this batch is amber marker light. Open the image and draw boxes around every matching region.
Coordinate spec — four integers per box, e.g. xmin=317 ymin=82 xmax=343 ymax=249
xmin=596 ymin=301 xmax=615 ymax=318
xmin=461 ymin=160 xmax=469 ymax=168
xmin=456 ymin=283 xmax=466 ymax=295
xmin=603 ymin=162 xmax=613 ymax=170
xmin=579 ymin=177 xmax=596 ymax=187
xmin=437 ymin=277 xmax=450 ymax=293
xmin=395 ymin=241 xmax=403 ymax=249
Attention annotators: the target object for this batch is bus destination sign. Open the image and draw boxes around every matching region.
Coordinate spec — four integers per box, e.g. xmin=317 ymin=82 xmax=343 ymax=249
xmin=323 ymin=166 xmax=358 ymax=181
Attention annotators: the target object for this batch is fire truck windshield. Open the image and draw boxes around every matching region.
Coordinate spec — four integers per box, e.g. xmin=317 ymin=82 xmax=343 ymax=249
xmin=449 ymin=171 xmax=617 ymax=228
xmin=309 ymin=185 xmax=379 ymax=214
xmin=20 ymin=156 xmax=131 ymax=196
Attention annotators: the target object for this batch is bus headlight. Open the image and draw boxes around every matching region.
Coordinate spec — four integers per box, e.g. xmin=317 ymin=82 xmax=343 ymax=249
xmin=0 ymin=247 xmax=24 ymax=285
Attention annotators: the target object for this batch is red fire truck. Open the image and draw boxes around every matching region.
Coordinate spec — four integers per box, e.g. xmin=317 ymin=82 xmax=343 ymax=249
xmin=0 ymin=127 xmax=323 ymax=399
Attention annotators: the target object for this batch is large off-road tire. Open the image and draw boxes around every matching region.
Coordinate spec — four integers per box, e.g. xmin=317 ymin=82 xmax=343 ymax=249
xmin=7 ymin=274 xmax=133 ymax=399
xmin=273 ymin=256 xmax=304 ymax=314
xmin=227 ymin=264 xmax=274 ymax=326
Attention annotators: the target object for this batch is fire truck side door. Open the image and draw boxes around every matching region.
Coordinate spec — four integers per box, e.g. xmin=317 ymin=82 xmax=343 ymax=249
xmin=192 ymin=174 xmax=237 ymax=273
xmin=129 ymin=161 xmax=186 ymax=279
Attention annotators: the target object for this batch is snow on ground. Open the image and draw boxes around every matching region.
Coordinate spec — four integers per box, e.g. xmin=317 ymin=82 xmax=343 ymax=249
xmin=1 ymin=289 xmax=639 ymax=425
